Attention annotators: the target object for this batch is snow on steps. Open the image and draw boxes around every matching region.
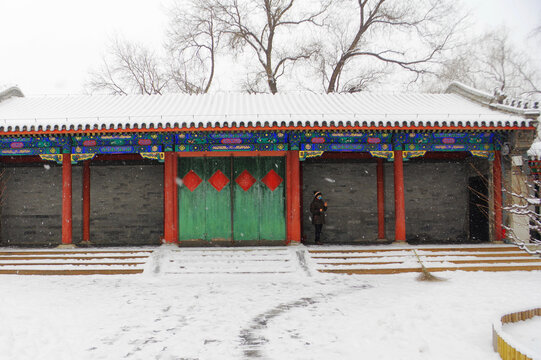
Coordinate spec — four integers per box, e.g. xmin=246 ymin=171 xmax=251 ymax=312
xmin=309 ymin=245 xmax=541 ymax=275
xmin=0 ymin=249 xmax=151 ymax=275
xmin=159 ymin=247 xmax=297 ymax=275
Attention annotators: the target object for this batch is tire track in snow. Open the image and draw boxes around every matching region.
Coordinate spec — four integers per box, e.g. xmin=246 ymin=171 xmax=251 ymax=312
xmin=239 ymin=283 xmax=371 ymax=359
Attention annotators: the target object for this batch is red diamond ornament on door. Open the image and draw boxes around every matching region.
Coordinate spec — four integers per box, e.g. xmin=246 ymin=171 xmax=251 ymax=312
xmin=261 ymin=169 xmax=283 ymax=191
xmin=235 ymin=170 xmax=256 ymax=191
xmin=183 ymin=170 xmax=202 ymax=192
xmin=208 ymin=170 xmax=230 ymax=192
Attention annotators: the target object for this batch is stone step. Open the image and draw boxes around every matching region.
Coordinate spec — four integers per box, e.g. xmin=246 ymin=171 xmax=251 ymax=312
xmin=309 ymin=245 xmax=541 ymax=274
xmin=309 ymin=246 xmax=519 ymax=254
xmin=0 ymin=269 xmax=143 ymax=275
xmin=320 ymin=265 xmax=541 ymax=275
xmin=163 ymin=247 xmax=296 ymax=275
xmin=0 ymin=249 xmax=151 ymax=275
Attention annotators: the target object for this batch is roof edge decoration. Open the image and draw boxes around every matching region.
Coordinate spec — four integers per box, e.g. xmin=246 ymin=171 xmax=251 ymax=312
xmin=0 ymin=84 xmax=537 ymax=135
xmin=446 ymin=81 xmax=540 ymax=118
xmin=0 ymin=86 xmax=24 ymax=103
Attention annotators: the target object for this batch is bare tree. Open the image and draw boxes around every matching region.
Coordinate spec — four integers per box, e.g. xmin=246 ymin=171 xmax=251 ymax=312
xmin=426 ymin=28 xmax=541 ymax=96
xmin=167 ymin=0 xmax=224 ymax=94
xmin=88 ymin=38 xmax=169 ymax=95
xmin=320 ymin=0 xmax=465 ymax=93
xmin=214 ymin=0 xmax=329 ymax=94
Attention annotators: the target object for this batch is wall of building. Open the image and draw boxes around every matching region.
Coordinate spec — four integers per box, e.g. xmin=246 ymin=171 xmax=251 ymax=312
xmin=0 ymin=161 xmax=163 ymax=247
xmin=302 ymin=156 xmax=481 ymax=244
xmin=88 ymin=163 xmax=163 ymax=246
xmin=0 ymin=163 xmax=82 ymax=247
xmin=403 ymin=160 xmax=469 ymax=243
xmin=302 ymin=159 xmax=395 ymax=243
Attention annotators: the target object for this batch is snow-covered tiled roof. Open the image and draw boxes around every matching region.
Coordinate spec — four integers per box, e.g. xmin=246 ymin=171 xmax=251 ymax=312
xmin=0 ymin=87 xmax=536 ymax=134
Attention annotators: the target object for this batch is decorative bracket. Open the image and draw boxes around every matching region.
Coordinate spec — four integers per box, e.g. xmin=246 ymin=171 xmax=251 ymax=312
xmin=71 ymin=153 xmax=96 ymax=163
xmin=299 ymin=151 xmax=324 ymax=161
xmin=39 ymin=154 xmax=63 ymax=164
xmin=470 ymin=150 xmax=495 ymax=161
xmin=370 ymin=151 xmax=426 ymax=161
xmin=403 ymin=151 xmax=426 ymax=160
xmin=370 ymin=151 xmax=394 ymax=161
xmin=141 ymin=152 xmax=165 ymax=162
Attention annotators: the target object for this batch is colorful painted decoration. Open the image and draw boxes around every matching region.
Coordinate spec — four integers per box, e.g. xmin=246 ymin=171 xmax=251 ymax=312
xmin=208 ymin=170 xmax=230 ymax=192
xmin=183 ymin=170 xmax=203 ymax=192
xmin=261 ymin=169 xmax=283 ymax=191
xmin=235 ymin=170 xmax=256 ymax=191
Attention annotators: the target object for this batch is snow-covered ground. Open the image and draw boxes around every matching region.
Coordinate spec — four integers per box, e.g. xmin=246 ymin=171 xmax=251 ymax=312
xmin=0 ymin=246 xmax=540 ymax=360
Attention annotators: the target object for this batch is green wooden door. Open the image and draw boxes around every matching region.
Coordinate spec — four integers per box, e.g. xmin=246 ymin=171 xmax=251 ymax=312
xmin=179 ymin=156 xmax=285 ymax=243
xmin=178 ymin=157 xmax=206 ymax=241
xmin=178 ymin=157 xmax=232 ymax=241
xmin=205 ymin=157 xmax=232 ymax=241
xmin=233 ymin=157 xmax=286 ymax=242
xmin=259 ymin=157 xmax=286 ymax=240
xmin=233 ymin=157 xmax=260 ymax=241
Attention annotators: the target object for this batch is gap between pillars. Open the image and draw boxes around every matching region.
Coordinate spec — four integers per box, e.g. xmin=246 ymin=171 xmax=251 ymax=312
xmin=82 ymin=160 xmax=90 ymax=242
xmin=377 ymin=158 xmax=386 ymax=240
xmin=61 ymin=153 xmax=72 ymax=245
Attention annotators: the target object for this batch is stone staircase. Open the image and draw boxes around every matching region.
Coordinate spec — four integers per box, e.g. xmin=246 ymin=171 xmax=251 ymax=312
xmin=0 ymin=249 xmax=151 ymax=275
xmin=309 ymin=245 xmax=541 ymax=275
xmin=161 ymin=247 xmax=297 ymax=275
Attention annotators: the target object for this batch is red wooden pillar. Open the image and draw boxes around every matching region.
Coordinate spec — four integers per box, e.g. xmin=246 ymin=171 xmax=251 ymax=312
xmin=163 ymin=152 xmax=175 ymax=243
xmin=493 ymin=150 xmax=503 ymax=242
xmin=82 ymin=160 xmax=91 ymax=242
xmin=286 ymin=151 xmax=301 ymax=243
xmin=61 ymin=153 xmax=72 ymax=245
xmin=394 ymin=151 xmax=406 ymax=242
xmin=173 ymin=153 xmax=179 ymax=243
xmin=377 ymin=159 xmax=385 ymax=240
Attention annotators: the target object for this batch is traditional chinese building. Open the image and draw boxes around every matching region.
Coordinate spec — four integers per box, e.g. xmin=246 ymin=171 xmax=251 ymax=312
xmin=0 ymin=83 xmax=537 ymax=247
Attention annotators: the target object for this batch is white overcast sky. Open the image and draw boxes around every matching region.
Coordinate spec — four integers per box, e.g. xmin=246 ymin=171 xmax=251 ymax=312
xmin=0 ymin=0 xmax=539 ymax=95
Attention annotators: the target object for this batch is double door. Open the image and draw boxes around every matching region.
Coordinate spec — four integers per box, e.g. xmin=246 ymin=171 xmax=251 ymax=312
xmin=178 ymin=157 xmax=286 ymax=243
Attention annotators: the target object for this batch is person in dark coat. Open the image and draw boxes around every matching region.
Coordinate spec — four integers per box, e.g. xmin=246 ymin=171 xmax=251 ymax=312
xmin=310 ymin=191 xmax=327 ymax=245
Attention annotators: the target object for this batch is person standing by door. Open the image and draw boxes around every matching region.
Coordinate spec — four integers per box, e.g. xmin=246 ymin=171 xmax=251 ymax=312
xmin=310 ymin=191 xmax=327 ymax=245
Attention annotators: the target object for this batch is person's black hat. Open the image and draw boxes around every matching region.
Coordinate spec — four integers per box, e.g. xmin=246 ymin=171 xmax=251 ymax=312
xmin=314 ymin=191 xmax=322 ymax=198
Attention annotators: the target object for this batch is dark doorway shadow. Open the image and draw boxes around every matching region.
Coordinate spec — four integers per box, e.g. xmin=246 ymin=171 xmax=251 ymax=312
xmin=469 ymin=176 xmax=489 ymax=242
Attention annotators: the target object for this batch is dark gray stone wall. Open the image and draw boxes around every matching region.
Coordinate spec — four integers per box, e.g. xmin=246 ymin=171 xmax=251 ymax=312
xmin=403 ymin=161 xmax=469 ymax=242
xmin=302 ymin=160 xmax=395 ymax=243
xmin=0 ymin=162 xmax=163 ymax=247
xmin=89 ymin=164 xmax=163 ymax=246
xmin=0 ymin=164 xmax=82 ymax=247
xmin=302 ymin=158 xmax=472 ymax=244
